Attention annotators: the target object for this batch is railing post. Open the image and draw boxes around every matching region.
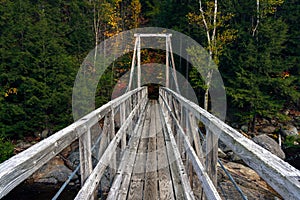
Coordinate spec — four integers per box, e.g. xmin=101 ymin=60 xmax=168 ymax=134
xmin=79 ymin=127 xmax=93 ymax=186
xmin=110 ymin=107 xmax=116 ymax=181
xmin=205 ymin=129 xmax=218 ymax=186
xmin=121 ymin=102 xmax=126 ymax=150
xmin=97 ymin=115 xmax=110 ymax=161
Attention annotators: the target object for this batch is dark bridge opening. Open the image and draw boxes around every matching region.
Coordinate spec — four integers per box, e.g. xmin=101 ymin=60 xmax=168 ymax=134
xmin=147 ymin=83 xmax=160 ymax=100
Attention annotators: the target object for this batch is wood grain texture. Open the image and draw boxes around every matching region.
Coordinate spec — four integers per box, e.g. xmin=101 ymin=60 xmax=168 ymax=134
xmin=0 ymin=87 xmax=146 ymax=199
xmin=159 ymin=92 xmax=222 ymax=200
xmin=160 ymin=87 xmax=300 ymax=200
xmin=127 ymin=103 xmax=150 ymax=199
xmin=79 ymin=128 xmax=93 ymax=186
xmin=159 ymin=101 xmax=195 ymax=200
xmin=116 ymin=103 xmax=151 ymax=200
xmin=155 ymin=103 xmax=175 ymax=200
xmin=74 ymin=96 xmax=148 ymax=200
xmin=144 ymin=102 xmax=158 ymax=200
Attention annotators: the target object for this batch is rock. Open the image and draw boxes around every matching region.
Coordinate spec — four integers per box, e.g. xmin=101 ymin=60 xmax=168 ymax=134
xmin=280 ymin=125 xmax=298 ymax=137
xmin=61 ymin=145 xmax=72 ymax=158
xmin=32 ymin=156 xmax=76 ymax=184
xmin=226 ymin=151 xmax=242 ymax=162
xmin=231 ymin=123 xmax=239 ymax=129
xmin=259 ymin=118 xmax=270 ymax=125
xmin=218 ymin=149 xmax=227 ymax=158
xmin=252 ymin=134 xmax=285 ymax=159
xmin=68 ymin=151 xmax=80 ymax=170
xmin=240 ymin=125 xmax=248 ymax=133
xmin=217 ymin=161 xmax=281 ymax=199
xmin=34 ymin=129 xmax=51 ymax=139
xmin=259 ymin=125 xmax=276 ymax=133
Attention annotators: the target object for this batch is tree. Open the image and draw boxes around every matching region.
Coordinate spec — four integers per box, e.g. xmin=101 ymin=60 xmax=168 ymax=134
xmin=220 ymin=0 xmax=299 ymax=130
xmin=187 ymin=0 xmax=237 ymax=110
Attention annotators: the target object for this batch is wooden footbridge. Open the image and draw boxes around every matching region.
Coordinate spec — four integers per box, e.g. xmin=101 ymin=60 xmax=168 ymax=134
xmin=0 ymin=34 xmax=300 ymax=200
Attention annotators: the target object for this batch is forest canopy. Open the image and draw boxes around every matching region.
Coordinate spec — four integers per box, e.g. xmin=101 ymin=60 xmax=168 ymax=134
xmin=0 ymin=0 xmax=299 ymax=142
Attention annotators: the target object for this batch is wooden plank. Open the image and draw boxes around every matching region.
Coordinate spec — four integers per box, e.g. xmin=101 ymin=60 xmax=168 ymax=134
xmin=166 ymin=36 xmax=170 ymax=88
xmin=205 ymin=129 xmax=218 ymax=186
xmin=0 ymin=87 xmax=146 ymax=199
xmin=155 ymin=102 xmax=175 ymax=200
xmin=144 ymin=101 xmax=158 ymax=200
xmin=134 ymin=33 xmax=172 ymax=37
xmin=96 ymin=116 xmax=110 ymax=161
xmin=159 ymin=101 xmax=195 ymax=200
xmin=110 ymin=108 xmax=117 ymax=181
xmin=127 ymin=37 xmax=138 ymax=91
xmin=160 ymin=87 xmax=300 ymax=200
xmin=117 ymin=103 xmax=152 ymax=200
xmin=74 ymin=96 xmax=148 ymax=200
xmin=127 ymin=103 xmax=150 ymax=199
xmin=107 ymin=102 xmax=150 ymax=200
xmin=79 ymin=128 xmax=93 ymax=186
xmin=121 ymin=102 xmax=126 ymax=150
xmin=137 ymin=36 xmax=141 ymax=88
xmin=159 ymin=93 xmax=222 ymax=200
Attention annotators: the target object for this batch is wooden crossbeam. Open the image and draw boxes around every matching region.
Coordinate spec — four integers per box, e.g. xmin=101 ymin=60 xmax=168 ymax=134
xmin=134 ymin=33 xmax=172 ymax=37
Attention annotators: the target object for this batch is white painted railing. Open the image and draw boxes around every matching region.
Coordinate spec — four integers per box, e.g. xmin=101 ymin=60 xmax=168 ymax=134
xmin=160 ymin=87 xmax=300 ymax=200
xmin=0 ymin=87 xmax=147 ymax=199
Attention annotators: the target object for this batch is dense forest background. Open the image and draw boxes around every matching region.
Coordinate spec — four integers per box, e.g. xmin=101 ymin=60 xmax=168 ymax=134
xmin=0 ymin=0 xmax=299 ymax=161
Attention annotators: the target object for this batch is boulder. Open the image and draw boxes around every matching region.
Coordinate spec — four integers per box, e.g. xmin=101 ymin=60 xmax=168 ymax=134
xmin=280 ymin=125 xmax=298 ymax=137
xmin=68 ymin=151 xmax=80 ymax=170
xmin=32 ymin=156 xmax=76 ymax=184
xmin=259 ymin=125 xmax=276 ymax=133
xmin=240 ymin=125 xmax=248 ymax=133
xmin=226 ymin=151 xmax=242 ymax=162
xmin=252 ymin=134 xmax=285 ymax=159
xmin=217 ymin=161 xmax=281 ymax=199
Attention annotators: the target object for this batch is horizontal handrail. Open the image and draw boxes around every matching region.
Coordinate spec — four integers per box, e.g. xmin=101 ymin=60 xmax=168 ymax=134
xmin=0 ymin=87 xmax=146 ymax=199
xmin=74 ymin=95 xmax=148 ymax=199
xmin=160 ymin=87 xmax=300 ymax=200
xmin=159 ymin=93 xmax=222 ymax=200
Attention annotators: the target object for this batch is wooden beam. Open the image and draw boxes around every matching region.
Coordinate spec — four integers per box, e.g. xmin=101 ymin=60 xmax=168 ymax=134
xmin=159 ymin=101 xmax=195 ymax=200
xmin=0 ymin=87 xmax=146 ymax=199
xmin=205 ymin=129 xmax=218 ymax=186
xmin=106 ymin=102 xmax=150 ymax=200
xmin=166 ymin=36 xmax=170 ymax=88
xmin=74 ymin=96 xmax=148 ymax=200
xmin=127 ymin=38 xmax=138 ymax=91
xmin=121 ymin=102 xmax=126 ymax=150
xmin=160 ymin=87 xmax=300 ymax=200
xmin=79 ymin=128 xmax=93 ymax=186
xmin=134 ymin=33 xmax=172 ymax=37
xmin=110 ymin=108 xmax=116 ymax=181
xmin=159 ymin=95 xmax=221 ymax=200
xmin=137 ymin=36 xmax=141 ymax=88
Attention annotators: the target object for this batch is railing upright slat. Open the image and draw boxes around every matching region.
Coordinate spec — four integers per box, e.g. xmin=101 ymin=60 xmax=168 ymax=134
xmin=160 ymin=87 xmax=300 ymax=200
xmin=79 ymin=127 xmax=93 ymax=186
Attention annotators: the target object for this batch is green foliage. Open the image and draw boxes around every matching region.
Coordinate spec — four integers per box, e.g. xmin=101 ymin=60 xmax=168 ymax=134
xmin=0 ymin=0 xmax=299 ymax=141
xmin=219 ymin=0 xmax=300 ymax=127
xmin=284 ymin=135 xmax=300 ymax=148
xmin=0 ymin=137 xmax=14 ymax=163
xmin=0 ymin=0 xmax=93 ymax=138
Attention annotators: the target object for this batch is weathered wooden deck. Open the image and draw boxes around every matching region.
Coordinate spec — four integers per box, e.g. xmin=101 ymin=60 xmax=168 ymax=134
xmin=1 ymin=87 xmax=300 ymax=200
xmin=107 ymin=100 xmax=190 ymax=199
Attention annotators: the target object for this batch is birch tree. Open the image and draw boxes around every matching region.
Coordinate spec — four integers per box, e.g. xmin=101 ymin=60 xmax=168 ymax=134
xmin=188 ymin=0 xmax=236 ymax=110
xmin=252 ymin=0 xmax=284 ymax=37
xmin=187 ymin=0 xmax=237 ymax=188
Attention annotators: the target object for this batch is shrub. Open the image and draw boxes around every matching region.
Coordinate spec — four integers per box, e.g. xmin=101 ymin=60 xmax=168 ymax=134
xmin=0 ymin=137 xmax=14 ymax=163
